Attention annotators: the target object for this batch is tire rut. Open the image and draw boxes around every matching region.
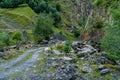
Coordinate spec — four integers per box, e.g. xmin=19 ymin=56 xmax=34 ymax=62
xmin=0 ymin=49 xmax=37 ymax=68
xmin=0 ymin=47 xmax=45 ymax=78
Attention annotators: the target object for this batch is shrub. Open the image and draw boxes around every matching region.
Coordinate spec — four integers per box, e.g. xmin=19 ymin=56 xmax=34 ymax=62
xmin=33 ymin=13 xmax=54 ymax=42
xmin=12 ymin=31 xmax=23 ymax=44
xmin=56 ymin=3 xmax=61 ymax=11
xmin=101 ymin=26 xmax=120 ymax=60
xmin=52 ymin=12 xmax=61 ymax=26
xmin=0 ymin=32 xmax=10 ymax=46
xmin=63 ymin=40 xmax=72 ymax=54
xmin=73 ymin=28 xmax=81 ymax=37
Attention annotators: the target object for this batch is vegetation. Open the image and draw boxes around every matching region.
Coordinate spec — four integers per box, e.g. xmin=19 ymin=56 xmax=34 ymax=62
xmin=0 ymin=32 xmax=10 ymax=46
xmin=33 ymin=13 xmax=54 ymax=42
xmin=12 ymin=31 xmax=23 ymax=44
xmin=93 ymin=0 xmax=120 ymax=60
xmin=63 ymin=40 xmax=72 ymax=54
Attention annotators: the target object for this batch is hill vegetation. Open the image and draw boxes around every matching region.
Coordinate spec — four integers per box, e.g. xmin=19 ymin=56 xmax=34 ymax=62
xmin=0 ymin=0 xmax=119 ymax=61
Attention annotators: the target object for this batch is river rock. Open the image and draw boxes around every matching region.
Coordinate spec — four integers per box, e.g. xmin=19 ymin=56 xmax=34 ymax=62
xmin=97 ymin=65 xmax=104 ymax=70
xmin=53 ymin=64 xmax=79 ymax=80
xmin=82 ymin=66 xmax=92 ymax=73
xmin=100 ymin=69 xmax=110 ymax=74
xmin=53 ymin=50 xmax=62 ymax=55
xmin=72 ymin=41 xmax=97 ymax=58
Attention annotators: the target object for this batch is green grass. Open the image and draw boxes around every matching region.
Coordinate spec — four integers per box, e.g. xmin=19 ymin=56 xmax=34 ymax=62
xmin=0 ymin=4 xmax=37 ymax=29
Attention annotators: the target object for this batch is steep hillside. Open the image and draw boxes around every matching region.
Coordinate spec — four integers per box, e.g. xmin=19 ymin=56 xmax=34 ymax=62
xmin=0 ymin=4 xmax=37 ymax=30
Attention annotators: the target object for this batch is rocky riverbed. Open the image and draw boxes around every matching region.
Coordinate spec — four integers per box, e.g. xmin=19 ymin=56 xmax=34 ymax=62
xmin=0 ymin=41 xmax=120 ymax=80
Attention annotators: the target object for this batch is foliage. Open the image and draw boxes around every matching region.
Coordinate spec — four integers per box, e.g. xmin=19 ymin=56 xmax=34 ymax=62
xmin=56 ymin=3 xmax=61 ymax=11
xmin=33 ymin=13 xmax=54 ymax=42
xmin=97 ymin=0 xmax=120 ymax=60
xmin=101 ymin=26 xmax=120 ymax=60
xmin=12 ymin=31 xmax=23 ymax=42
xmin=73 ymin=28 xmax=81 ymax=37
xmin=93 ymin=19 xmax=104 ymax=29
xmin=0 ymin=32 xmax=10 ymax=46
xmin=63 ymin=40 xmax=72 ymax=54
xmin=52 ymin=12 xmax=61 ymax=26
xmin=0 ymin=0 xmax=25 ymax=8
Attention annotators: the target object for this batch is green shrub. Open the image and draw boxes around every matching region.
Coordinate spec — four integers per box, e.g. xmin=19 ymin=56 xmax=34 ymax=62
xmin=0 ymin=32 xmax=10 ymax=46
xmin=101 ymin=26 xmax=120 ymax=60
xmin=12 ymin=31 xmax=23 ymax=43
xmin=73 ymin=28 xmax=81 ymax=37
xmin=63 ymin=40 xmax=72 ymax=54
xmin=52 ymin=12 xmax=61 ymax=26
xmin=56 ymin=3 xmax=61 ymax=11
xmin=33 ymin=13 xmax=54 ymax=42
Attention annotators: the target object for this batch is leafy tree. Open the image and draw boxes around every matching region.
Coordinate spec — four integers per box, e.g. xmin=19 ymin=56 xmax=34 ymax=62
xmin=33 ymin=13 xmax=54 ymax=42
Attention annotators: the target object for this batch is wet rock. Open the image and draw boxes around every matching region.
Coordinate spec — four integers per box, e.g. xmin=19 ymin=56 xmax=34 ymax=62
xmin=53 ymin=50 xmax=62 ymax=55
xmin=82 ymin=66 xmax=92 ymax=73
xmin=53 ymin=64 xmax=80 ymax=80
xmin=100 ymin=69 xmax=110 ymax=74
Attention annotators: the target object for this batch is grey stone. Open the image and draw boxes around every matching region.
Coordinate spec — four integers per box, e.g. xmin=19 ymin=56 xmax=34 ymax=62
xmin=61 ymin=57 xmax=73 ymax=61
xmin=53 ymin=50 xmax=62 ymax=55
xmin=82 ymin=66 xmax=92 ymax=73
xmin=98 ymin=65 xmax=104 ymax=70
xmin=100 ymin=69 xmax=110 ymax=74
xmin=53 ymin=64 xmax=79 ymax=80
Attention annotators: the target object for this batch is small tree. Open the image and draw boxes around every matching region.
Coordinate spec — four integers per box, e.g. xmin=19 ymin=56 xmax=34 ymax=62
xmin=33 ymin=13 xmax=54 ymax=42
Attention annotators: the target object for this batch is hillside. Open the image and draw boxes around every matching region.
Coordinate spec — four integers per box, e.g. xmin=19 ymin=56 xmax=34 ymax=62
xmin=0 ymin=4 xmax=37 ymax=30
xmin=0 ymin=0 xmax=120 ymax=79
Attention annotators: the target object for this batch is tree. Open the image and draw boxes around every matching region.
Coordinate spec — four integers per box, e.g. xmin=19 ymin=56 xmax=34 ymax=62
xmin=33 ymin=13 xmax=54 ymax=42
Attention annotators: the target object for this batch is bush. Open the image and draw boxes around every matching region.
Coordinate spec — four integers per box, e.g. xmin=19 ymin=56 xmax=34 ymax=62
xmin=12 ymin=31 xmax=23 ymax=43
xmin=56 ymin=3 xmax=61 ymax=11
xmin=73 ymin=28 xmax=81 ymax=37
xmin=33 ymin=13 xmax=54 ymax=42
xmin=101 ymin=26 xmax=120 ymax=60
xmin=63 ymin=40 xmax=72 ymax=54
xmin=0 ymin=32 xmax=10 ymax=46
xmin=52 ymin=12 xmax=61 ymax=26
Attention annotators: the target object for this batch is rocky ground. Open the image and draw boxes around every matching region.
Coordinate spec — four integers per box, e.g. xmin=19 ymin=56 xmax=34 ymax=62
xmin=0 ymin=41 xmax=120 ymax=80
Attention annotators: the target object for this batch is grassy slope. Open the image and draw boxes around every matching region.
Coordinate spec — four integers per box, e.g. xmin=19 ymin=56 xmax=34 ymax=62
xmin=0 ymin=1 xmax=79 ymax=42
xmin=0 ymin=4 xmax=37 ymax=29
